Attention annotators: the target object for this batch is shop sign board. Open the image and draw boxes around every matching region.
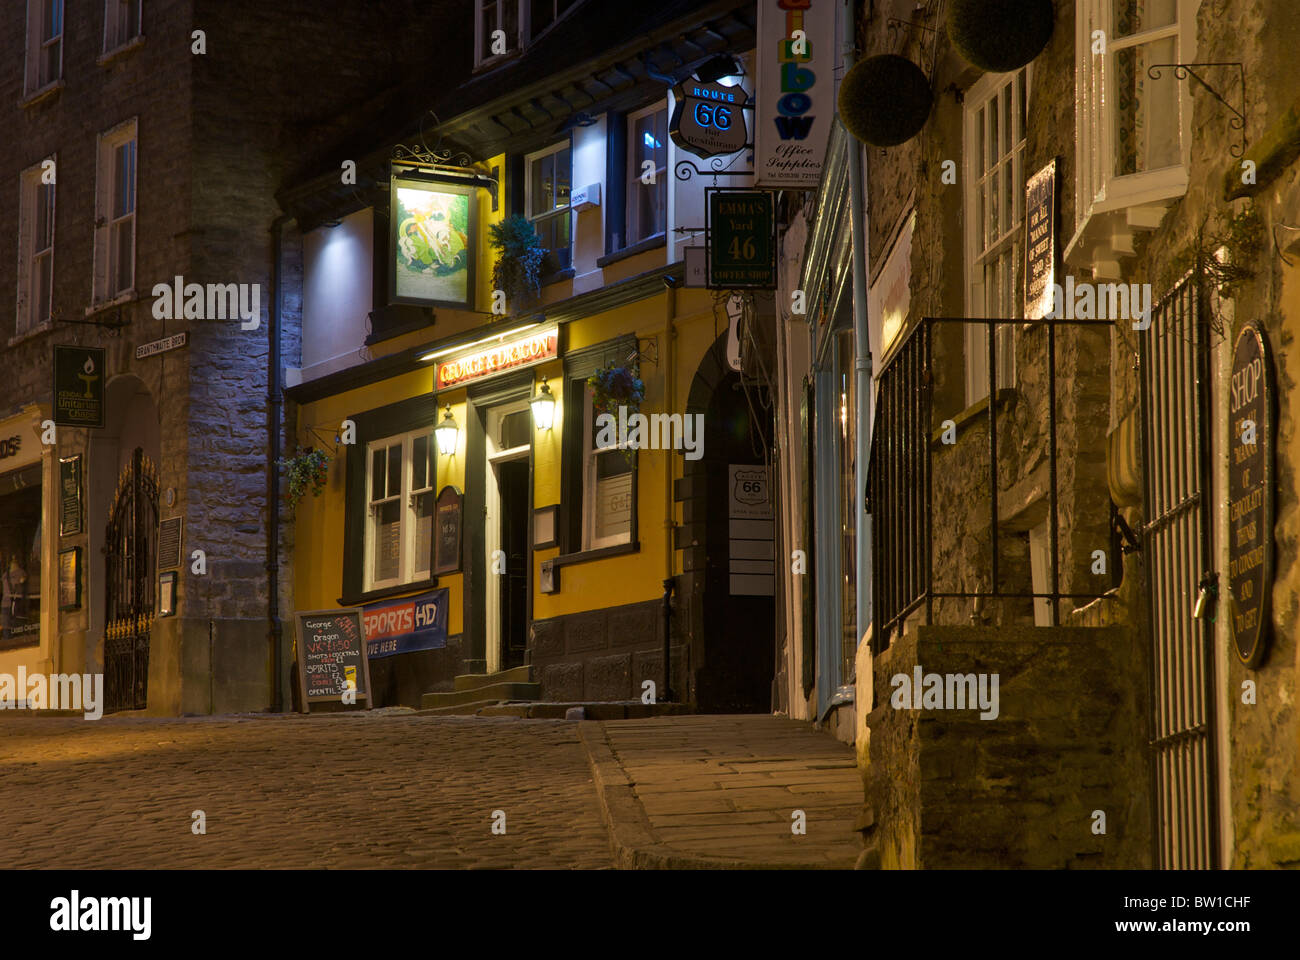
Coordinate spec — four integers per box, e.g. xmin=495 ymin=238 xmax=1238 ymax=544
xmin=708 ymin=190 xmax=776 ymax=289
xmin=294 ymin=608 xmax=372 ymax=711
xmin=1228 ymin=321 xmax=1274 ymax=667
xmin=436 ymin=327 xmax=558 ymax=390
xmin=53 ymin=345 xmax=105 ymax=428
xmin=362 ymin=588 xmax=448 ymax=659
xmin=671 ymin=79 xmax=749 ymax=159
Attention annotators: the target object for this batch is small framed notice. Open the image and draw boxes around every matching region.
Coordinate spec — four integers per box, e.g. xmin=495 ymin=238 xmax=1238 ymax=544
xmin=533 ymin=504 xmax=559 ymax=549
xmin=158 ymin=517 xmax=183 ymax=571
xmin=59 ymin=456 xmax=83 ymax=537
xmin=58 ymin=547 xmax=81 ymax=611
xmin=158 ymin=571 xmax=177 ymax=617
xmin=434 ymin=485 xmax=464 ymax=575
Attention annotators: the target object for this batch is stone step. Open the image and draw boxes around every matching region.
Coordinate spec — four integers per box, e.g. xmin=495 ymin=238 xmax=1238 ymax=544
xmin=414 ymin=699 xmax=504 ymax=717
xmin=452 ymin=665 xmax=532 ymax=692
xmin=419 ymin=682 xmax=540 ymax=709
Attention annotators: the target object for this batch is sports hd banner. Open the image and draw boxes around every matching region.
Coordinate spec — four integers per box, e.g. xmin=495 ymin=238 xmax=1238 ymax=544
xmin=361 ymin=588 xmax=448 ymax=659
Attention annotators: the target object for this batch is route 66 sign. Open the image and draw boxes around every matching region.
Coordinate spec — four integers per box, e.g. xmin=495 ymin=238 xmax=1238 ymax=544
xmin=729 ymin=465 xmax=771 ymax=518
xmin=670 ymin=79 xmax=749 ymax=159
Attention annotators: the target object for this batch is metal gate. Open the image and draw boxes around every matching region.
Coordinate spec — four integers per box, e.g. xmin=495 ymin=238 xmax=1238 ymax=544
xmin=1139 ymin=270 xmax=1218 ymax=869
xmin=104 ymin=448 xmax=159 ymax=713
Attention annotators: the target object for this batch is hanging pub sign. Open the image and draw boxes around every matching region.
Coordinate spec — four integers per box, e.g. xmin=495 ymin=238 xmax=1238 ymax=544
xmin=1227 ymin=321 xmax=1274 ymax=667
xmin=708 ymin=190 xmax=776 ymax=289
xmin=362 ymin=588 xmax=449 ymax=659
xmin=435 ymin=326 xmax=558 ymax=390
xmin=670 ymin=79 xmax=749 ymax=159
xmin=1024 ymin=159 xmax=1057 ymax=321
xmin=754 ymin=0 xmax=837 ymax=189
xmin=389 ymin=176 xmax=476 ymax=310
xmin=294 ymin=608 xmax=372 ymax=711
xmin=53 ymin=345 xmax=105 ymax=429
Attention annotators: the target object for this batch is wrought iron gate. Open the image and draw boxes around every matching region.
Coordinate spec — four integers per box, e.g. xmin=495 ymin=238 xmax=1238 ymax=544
xmin=104 ymin=448 xmax=159 ymax=713
xmin=1139 ymin=271 xmax=1219 ymax=869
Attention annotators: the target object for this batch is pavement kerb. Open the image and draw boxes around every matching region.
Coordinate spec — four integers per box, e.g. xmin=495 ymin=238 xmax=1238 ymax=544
xmin=575 ymin=720 xmax=827 ymax=870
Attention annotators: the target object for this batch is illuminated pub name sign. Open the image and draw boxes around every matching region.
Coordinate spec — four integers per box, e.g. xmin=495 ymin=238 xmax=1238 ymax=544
xmin=436 ymin=327 xmax=559 ymax=389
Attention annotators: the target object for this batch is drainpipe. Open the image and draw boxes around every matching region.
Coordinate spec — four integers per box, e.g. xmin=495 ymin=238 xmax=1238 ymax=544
xmin=846 ymin=0 xmax=874 ymax=678
xmin=663 ymin=283 xmax=677 ymax=702
xmin=268 ymin=213 xmax=292 ymax=713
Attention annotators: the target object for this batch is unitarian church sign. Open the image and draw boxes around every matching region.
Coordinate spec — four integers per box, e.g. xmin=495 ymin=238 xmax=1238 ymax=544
xmin=1227 ymin=321 xmax=1273 ymax=667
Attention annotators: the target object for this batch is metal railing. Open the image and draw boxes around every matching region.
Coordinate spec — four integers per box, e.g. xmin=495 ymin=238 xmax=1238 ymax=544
xmin=867 ymin=316 xmax=1116 ymax=651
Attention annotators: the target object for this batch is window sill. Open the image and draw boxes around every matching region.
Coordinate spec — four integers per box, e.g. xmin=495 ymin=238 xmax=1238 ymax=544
xmin=472 ymin=49 xmax=524 ymax=75
xmin=85 ymin=289 xmax=140 ymax=318
xmin=1064 ymin=171 xmax=1188 ymax=278
xmin=7 ymin=319 xmax=54 ymax=348
xmin=541 ymin=267 xmax=576 ymax=288
xmin=551 ymin=541 xmax=639 ymax=568
xmin=98 ymin=36 xmax=146 ymax=66
xmin=931 ymin=389 xmax=1017 ymax=446
xmin=596 ymin=234 xmax=667 ymax=269
xmin=340 ymin=576 xmax=439 ymax=607
xmin=19 ymin=80 xmax=64 ymax=109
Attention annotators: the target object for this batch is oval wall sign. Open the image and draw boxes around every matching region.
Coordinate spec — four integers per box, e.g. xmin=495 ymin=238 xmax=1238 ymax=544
xmin=1227 ymin=320 xmax=1273 ymax=667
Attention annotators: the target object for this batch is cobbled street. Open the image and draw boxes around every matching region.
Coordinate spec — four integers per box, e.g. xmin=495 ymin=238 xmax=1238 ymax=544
xmin=0 ymin=714 xmax=614 ymax=869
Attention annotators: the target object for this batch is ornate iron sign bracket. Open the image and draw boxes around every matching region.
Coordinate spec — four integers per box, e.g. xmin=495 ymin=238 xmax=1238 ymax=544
xmin=1147 ymin=62 xmax=1247 ymax=158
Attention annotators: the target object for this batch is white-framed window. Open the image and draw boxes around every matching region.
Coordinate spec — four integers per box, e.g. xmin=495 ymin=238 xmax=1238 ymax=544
xmin=16 ymin=157 xmax=57 ymax=337
xmin=627 ymin=101 xmax=668 ymax=247
xmin=963 ymin=69 xmax=1027 ymax=407
xmin=24 ymin=0 xmax=64 ymax=95
xmin=583 ymin=389 xmax=634 ymax=550
xmin=103 ymin=0 xmax=142 ymax=54
xmin=92 ymin=119 xmax=138 ymax=305
xmin=474 ymin=0 xmax=580 ymax=68
xmin=1076 ymin=0 xmax=1195 ymax=225
xmin=526 ymin=141 xmax=572 ymax=272
xmin=364 ymin=428 xmax=436 ymax=592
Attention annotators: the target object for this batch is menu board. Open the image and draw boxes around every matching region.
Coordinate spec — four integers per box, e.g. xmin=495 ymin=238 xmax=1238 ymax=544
xmin=434 ymin=486 xmax=463 ymax=575
xmin=294 ymin=608 xmax=372 ymax=711
xmin=1227 ymin=322 xmax=1273 ymax=667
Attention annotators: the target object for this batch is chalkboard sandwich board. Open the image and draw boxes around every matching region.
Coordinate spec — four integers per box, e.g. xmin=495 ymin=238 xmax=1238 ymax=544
xmin=294 ymin=608 xmax=373 ymax=712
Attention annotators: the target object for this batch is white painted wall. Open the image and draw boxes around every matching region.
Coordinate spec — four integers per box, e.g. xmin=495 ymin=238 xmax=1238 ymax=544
xmin=297 ymin=207 xmax=374 ymax=381
xmin=571 ymin=119 xmax=608 ymax=295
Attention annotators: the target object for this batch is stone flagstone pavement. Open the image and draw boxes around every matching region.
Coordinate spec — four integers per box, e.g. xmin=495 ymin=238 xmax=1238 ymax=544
xmin=579 ymin=714 xmax=863 ymax=868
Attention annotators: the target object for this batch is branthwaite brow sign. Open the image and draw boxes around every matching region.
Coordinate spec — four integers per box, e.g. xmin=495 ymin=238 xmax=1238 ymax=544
xmin=1227 ymin=320 xmax=1273 ymax=667
xmin=436 ymin=327 xmax=558 ymax=389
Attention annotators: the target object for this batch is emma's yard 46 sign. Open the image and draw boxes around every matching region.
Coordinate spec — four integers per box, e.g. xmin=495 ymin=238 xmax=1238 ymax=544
xmin=708 ymin=190 xmax=776 ymax=289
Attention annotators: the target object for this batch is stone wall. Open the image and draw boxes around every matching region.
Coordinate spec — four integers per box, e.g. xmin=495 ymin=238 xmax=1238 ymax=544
xmin=862 ymin=623 xmax=1151 ymax=869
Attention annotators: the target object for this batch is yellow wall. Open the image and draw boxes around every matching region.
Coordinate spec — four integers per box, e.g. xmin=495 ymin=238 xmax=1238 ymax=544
xmin=292 ymin=165 xmax=725 ymax=645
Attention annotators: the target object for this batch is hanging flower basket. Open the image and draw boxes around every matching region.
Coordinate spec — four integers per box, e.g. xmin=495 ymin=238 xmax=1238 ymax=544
xmin=838 ymin=54 xmax=933 ymax=147
xmin=277 ymin=446 xmax=332 ymax=509
xmin=947 ymin=0 xmax=1055 ymax=73
xmin=488 ymin=214 xmax=548 ymax=310
xmin=587 ymin=365 xmax=645 ymax=418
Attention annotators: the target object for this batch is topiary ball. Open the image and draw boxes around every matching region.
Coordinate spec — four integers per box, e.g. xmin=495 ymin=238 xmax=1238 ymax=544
xmin=947 ymin=0 xmax=1055 ymax=73
xmin=838 ymin=54 xmax=933 ymax=147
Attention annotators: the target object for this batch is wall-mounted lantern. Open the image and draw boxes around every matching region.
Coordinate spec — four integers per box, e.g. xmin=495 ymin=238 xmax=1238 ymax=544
xmin=530 ymin=378 xmax=556 ymax=431
xmin=434 ymin=405 xmax=459 ymax=455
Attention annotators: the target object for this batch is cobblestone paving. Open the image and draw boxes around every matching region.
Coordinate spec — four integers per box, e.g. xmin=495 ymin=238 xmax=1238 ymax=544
xmin=0 ymin=713 xmax=613 ymax=869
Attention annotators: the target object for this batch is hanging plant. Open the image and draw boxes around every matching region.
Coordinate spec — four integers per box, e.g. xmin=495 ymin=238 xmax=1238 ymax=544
xmin=947 ymin=0 xmax=1055 ymax=73
xmin=587 ymin=365 xmax=645 ymax=418
xmin=488 ymin=214 xmax=547 ymax=311
xmin=838 ymin=54 xmax=934 ymax=147
xmin=277 ymin=446 xmax=332 ymax=509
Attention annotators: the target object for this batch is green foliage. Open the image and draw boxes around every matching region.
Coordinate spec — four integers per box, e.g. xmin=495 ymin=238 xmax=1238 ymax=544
xmin=277 ymin=446 xmax=331 ymax=510
xmin=1167 ymin=205 xmax=1264 ymax=300
xmin=838 ymin=55 xmax=933 ymax=148
xmin=488 ymin=214 xmax=547 ymax=307
xmin=947 ymin=0 xmax=1055 ymax=73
